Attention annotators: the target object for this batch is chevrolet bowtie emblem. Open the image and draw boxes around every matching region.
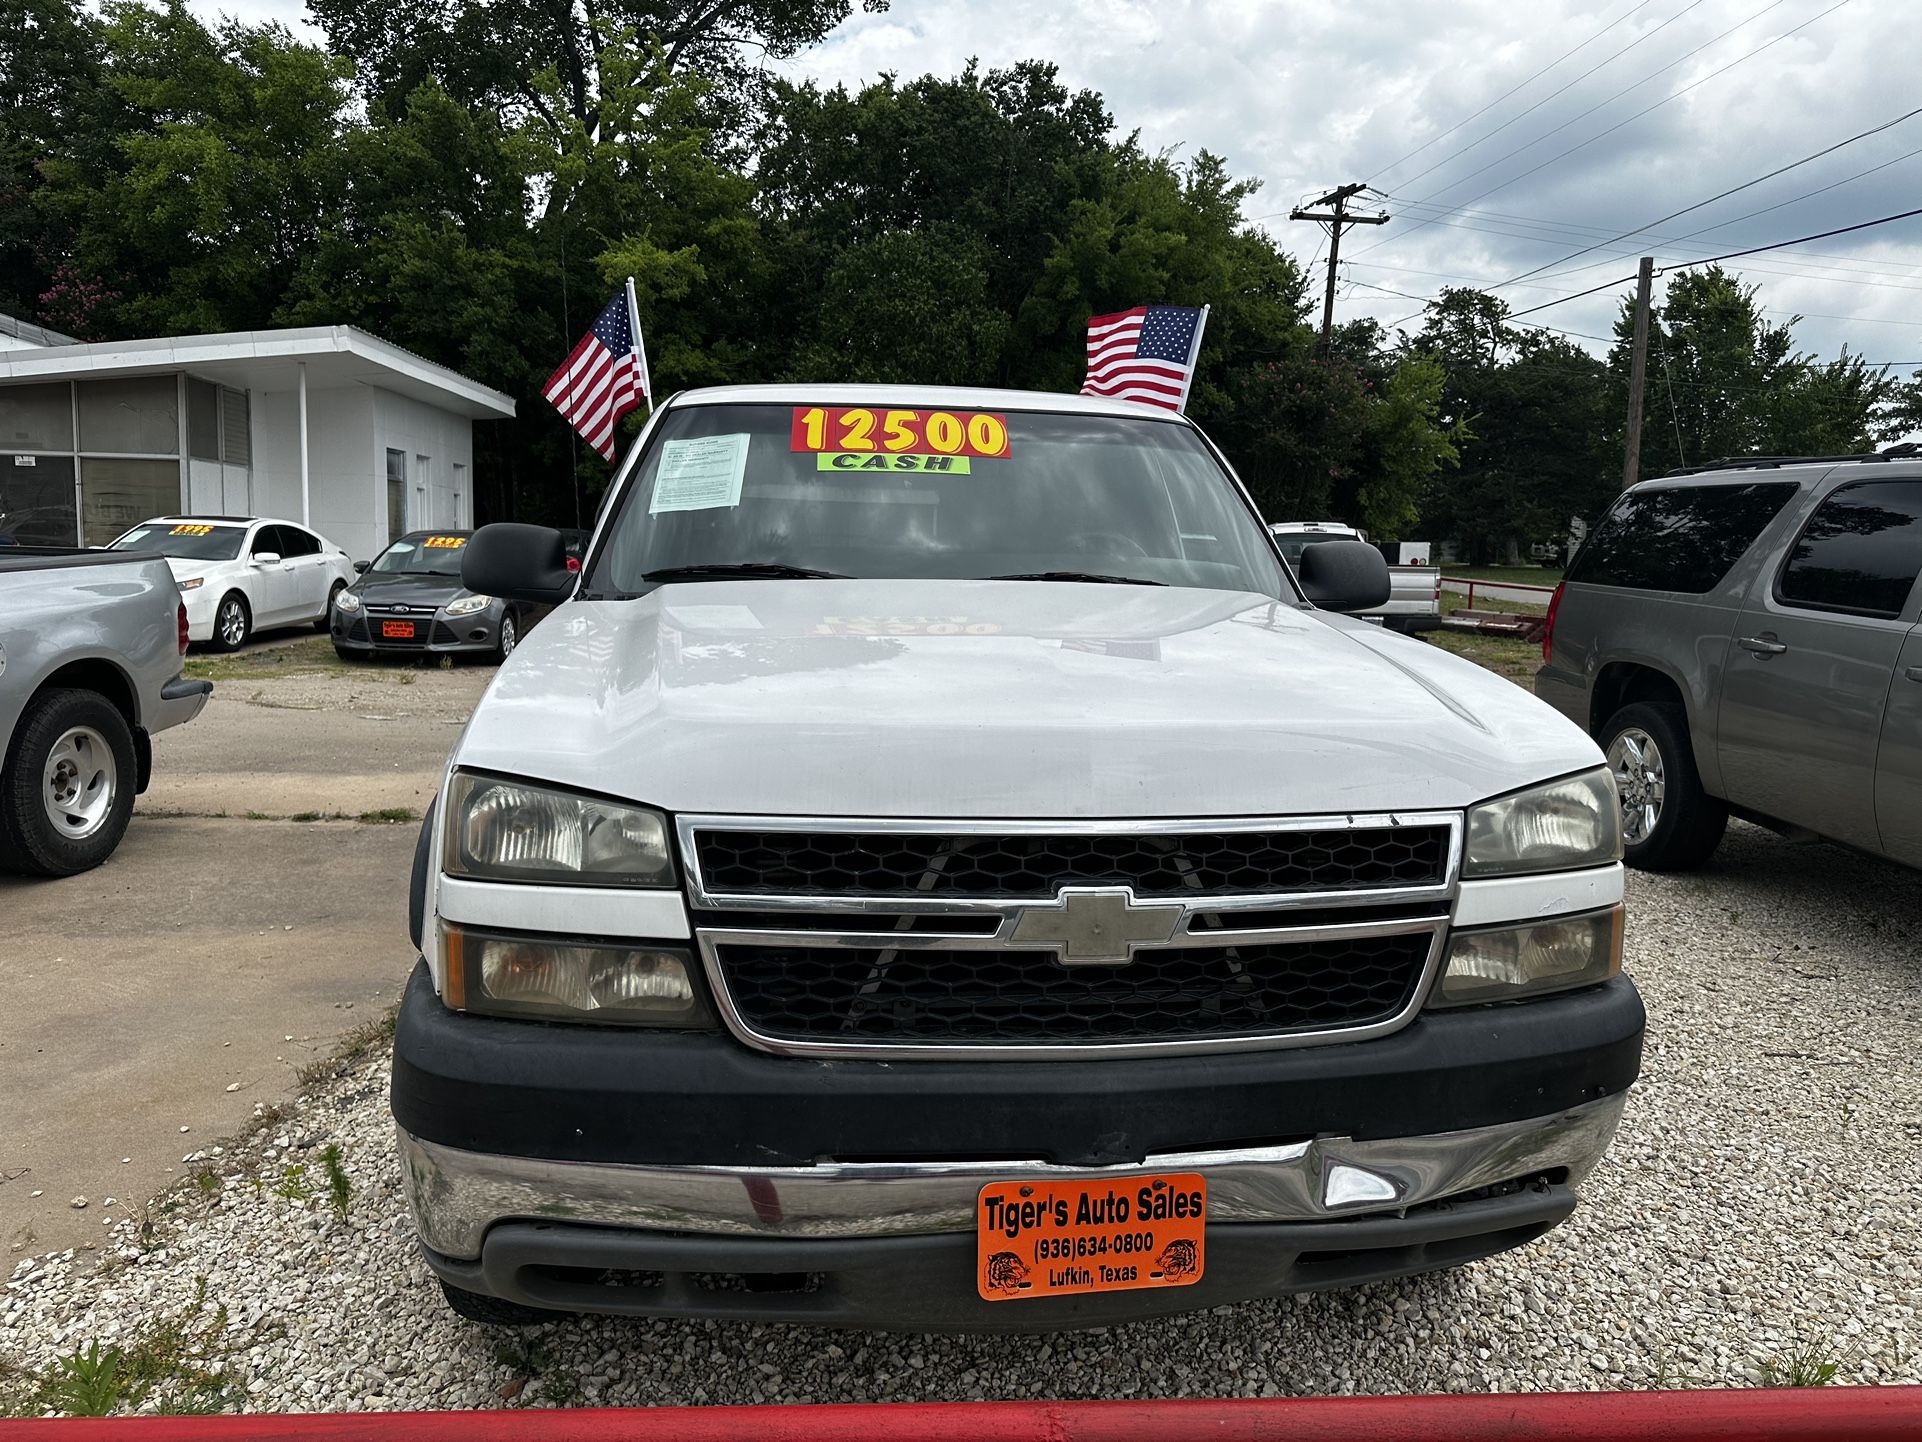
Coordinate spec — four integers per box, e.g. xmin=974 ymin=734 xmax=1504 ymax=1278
xmin=1008 ymin=887 xmax=1183 ymax=966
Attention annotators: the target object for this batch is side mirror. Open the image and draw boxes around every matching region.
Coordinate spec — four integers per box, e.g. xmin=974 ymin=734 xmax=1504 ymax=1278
xmin=1296 ymin=540 xmax=1390 ymax=613
xmin=462 ymin=523 xmax=574 ymax=606
xmin=353 ymin=559 xmax=370 ymax=573
xmin=251 ymin=551 xmax=282 ymax=566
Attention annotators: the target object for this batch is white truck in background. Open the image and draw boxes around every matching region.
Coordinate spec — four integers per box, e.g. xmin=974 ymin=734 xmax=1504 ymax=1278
xmin=1268 ymin=522 xmax=1441 ymax=631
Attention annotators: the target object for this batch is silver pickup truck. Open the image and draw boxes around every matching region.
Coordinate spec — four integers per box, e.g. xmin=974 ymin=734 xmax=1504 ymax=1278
xmin=1268 ymin=522 xmax=1441 ymax=630
xmin=0 ymin=548 xmax=212 ymax=876
xmin=392 ymin=385 xmax=1638 ymax=1333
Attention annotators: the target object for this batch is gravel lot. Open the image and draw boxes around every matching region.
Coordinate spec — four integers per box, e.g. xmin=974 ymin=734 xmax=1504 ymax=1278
xmin=3 ymin=822 xmax=1917 ymax=1413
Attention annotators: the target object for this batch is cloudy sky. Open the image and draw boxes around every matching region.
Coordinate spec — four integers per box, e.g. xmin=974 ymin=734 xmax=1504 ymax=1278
xmin=194 ymin=0 xmax=1922 ymax=368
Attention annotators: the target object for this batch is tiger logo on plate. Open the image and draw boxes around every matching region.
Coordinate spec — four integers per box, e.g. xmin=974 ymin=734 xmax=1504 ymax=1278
xmin=984 ymin=1252 xmax=1032 ymax=1295
xmin=1154 ymin=1238 xmax=1198 ymax=1281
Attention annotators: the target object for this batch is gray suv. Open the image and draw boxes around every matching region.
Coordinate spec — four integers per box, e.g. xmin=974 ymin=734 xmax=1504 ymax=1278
xmin=1538 ymin=451 xmax=1922 ymax=871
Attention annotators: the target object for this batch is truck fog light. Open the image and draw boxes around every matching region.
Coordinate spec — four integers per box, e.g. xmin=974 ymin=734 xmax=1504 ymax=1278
xmin=1431 ymin=906 xmax=1623 ymax=1007
xmin=441 ymin=922 xmax=711 ymax=1026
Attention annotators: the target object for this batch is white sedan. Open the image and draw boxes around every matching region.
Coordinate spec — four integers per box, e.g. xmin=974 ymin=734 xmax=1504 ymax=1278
xmin=109 ymin=516 xmax=358 ymax=651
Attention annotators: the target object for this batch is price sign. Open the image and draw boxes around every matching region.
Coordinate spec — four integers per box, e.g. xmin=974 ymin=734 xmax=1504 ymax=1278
xmin=791 ymin=407 xmax=1011 ymax=460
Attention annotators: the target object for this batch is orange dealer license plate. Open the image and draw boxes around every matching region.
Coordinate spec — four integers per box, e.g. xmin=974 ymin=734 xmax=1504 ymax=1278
xmin=381 ymin=620 xmax=416 ymax=639
xmin=977 ymin=1173 xmax=1205 ymax=1301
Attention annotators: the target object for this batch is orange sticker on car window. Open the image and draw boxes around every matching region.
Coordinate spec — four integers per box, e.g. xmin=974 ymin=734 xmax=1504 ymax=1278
xmin=422 ymin=535 xmax=467 ymax=549
xmin=791 ymin=407 xmax=1010 ymax=459
xmin=170 ymin=524 xmax=214 ymax=536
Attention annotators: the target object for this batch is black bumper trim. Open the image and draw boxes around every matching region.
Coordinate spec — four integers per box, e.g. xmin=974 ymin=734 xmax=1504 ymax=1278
xmin=422 ymin=1183 xmax=1577 ymax=1332
xmin=390 ymin=961 xmax=1644 ymax=1168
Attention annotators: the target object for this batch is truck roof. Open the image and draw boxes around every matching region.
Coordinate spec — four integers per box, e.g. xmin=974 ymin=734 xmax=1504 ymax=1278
xmin=665 ymin=384 xmax=1191 ymax=422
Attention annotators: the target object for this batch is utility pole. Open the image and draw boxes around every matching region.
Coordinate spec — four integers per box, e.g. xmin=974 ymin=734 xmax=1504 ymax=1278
xmin=1290 ymin=184 xmax=1390 ymax=355
xmin=1621 ymin=256 xmax=1655 ymax=490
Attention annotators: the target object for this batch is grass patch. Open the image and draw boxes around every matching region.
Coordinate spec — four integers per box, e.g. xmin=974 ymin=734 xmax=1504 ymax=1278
xmin=11 ymin=1280 xmax=243 ymax=1417
xmin=338 ymin=1006 xmax=399 ymax=1065
xmin=320 ymin=1144 xmax=352 ymax=1221
xmin=1439 ymin=564 xmax=1564 ymax=585
xmin=182 ymin=635 xmax=362 ymax=682
xmin=1757 ymin=1340 xmax=1845 ymax=1387
xmin=287 ymin=811 xmax=327 ymax=823
xmin=1440 ymin=590 xmax=1547 ymax=618
xmin=1421 ymin=629 xmax=1543 ymax=688
xmin=355 ymin=806 xmax=417 ymax=824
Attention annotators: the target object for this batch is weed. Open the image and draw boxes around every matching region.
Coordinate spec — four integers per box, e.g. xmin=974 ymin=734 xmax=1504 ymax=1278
xmin=242 ymin=810 xmax=272 ymax=821
xmin=270 ymin=1163 xmax=312 ymax=1202
xmin=294 ymin=1057 xmax=335 ymax=1087
xmin=23 ymin=1281 xmax=242 ymax=1417
xmin=338 ymin=1006 xmax=399 ymax=1065
xmin=288 ymin=811 xmax=325 ymax=823
xmin=1757 ymin=1339 xmax=1845 ymax=1387
xmin=355 ymin=806 xmax=416 ymax=824
xmin=191 ymin=1166 xmax=220 ymax=1194
xmin=320 ymin=1144 xmax=352 ymax=1220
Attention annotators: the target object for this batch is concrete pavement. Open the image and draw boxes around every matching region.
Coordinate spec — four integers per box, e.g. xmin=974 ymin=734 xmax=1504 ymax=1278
xmin=2 ymin=649 xmax=489 ymax=1262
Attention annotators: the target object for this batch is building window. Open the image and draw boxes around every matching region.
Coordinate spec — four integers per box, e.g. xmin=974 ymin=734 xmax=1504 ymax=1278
xmin=221 ymin=387 xmax=250 ymax=465
xmin=0 ymin=453 xmax=77 ymax=546
xmin=0 ymin=383 xmax=75 ymax=451
xmin=188 ymin=379 xmax=221 ymax=461
xmin=386 ymin=448 xmax=407 ymax=539
xmin=81 ymin=457 xmax=182 ymax=545
xmin=77 ymin=377 xmax=179 ymax=455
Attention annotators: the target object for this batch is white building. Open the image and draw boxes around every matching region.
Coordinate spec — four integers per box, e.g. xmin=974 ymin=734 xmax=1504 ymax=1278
xmin=0 ymin=318 xmax=515 ymax=560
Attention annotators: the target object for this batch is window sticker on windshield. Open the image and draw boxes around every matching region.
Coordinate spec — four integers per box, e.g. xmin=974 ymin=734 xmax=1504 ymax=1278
xmin=651 ymin=433 xmax=751 ymax=514
xmin=791 ymin=407 xmax=1010 ymax=460
xmin=422 ymin=535 xmax=467 ymax=549
xmin=815 ymin=453 xmax=972 ymax=474
xmin=170 ymin=524 xmax=214 ymax=537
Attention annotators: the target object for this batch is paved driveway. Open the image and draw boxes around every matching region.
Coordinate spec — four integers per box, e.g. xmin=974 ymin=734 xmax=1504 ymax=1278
xmin=1 ymin=642 xmax=489 ymax=1260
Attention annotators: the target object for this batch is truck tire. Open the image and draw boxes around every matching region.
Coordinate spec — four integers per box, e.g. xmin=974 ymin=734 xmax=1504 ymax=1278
xmin=438 ymin=1280 xmax=554 ymax=1327
xmin=1600 ymin=701 xmax=1726 ymax=871
xmin=0 ymin=689 xmax=139 ymax=877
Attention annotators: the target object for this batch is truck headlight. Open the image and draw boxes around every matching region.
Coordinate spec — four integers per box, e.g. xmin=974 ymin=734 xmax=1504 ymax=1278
xmin=1431 ymin=906 xmax=1624 ymax=1007
xmin=444 ymin=593 xmax=491 ymax=616
xmin=1463 ymin=769 xmax=1620 ymax=877
xmin=440 ymin=922 xmax=711 ymax=1026
xmin=443 ymin=771 xmax=674 ymax=887
xmin=334 ymin=589 xmax=361 ymax=613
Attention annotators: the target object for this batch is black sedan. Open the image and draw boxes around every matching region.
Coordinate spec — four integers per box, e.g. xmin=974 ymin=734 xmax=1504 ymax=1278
xmin=330 ymin=531 xmax=547 ymax=662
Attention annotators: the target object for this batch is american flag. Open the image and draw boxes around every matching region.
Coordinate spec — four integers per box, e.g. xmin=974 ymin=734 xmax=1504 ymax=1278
xmin=543 ymin=290 xmax=649 ymax=461
xmin=1079 ymin=304 xmax=1208 ymax=412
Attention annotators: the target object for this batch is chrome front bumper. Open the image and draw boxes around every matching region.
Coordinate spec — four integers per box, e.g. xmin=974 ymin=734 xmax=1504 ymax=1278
xmin=398 ymin=1092 xmax=1626 ymax=1261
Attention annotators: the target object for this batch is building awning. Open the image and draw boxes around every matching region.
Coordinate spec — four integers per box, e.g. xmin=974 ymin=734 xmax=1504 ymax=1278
xmin=0 ymin=324 xmax=515 ymax=420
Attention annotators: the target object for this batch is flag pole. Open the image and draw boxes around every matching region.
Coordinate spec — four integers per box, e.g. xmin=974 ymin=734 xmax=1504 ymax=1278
xmin=625 ymin=276 xmax=653 ymax=419
xmin=1175 ymin=304 xmax=1209 ymax=415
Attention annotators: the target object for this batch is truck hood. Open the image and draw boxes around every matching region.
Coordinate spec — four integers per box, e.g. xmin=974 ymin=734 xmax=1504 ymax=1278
xmin=455 ymin=580 xmax=1602 ymax=818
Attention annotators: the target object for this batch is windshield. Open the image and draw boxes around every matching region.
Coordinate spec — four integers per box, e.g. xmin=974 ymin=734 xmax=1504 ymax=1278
xmin=587 ymin=404 xmax=1290 ymax=597
xmin=371 ymin=535 xmax=469 ymax=576
xmin=111 ymin=522 xmax=247 ymax=562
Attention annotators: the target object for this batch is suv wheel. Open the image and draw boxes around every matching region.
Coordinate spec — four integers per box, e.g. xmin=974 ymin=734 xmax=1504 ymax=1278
xmin=438 ymin=1280 xmax=553 ymax=1327
xmin=0 ymin=689 xmax=139 ymax=877
xmin=1601 ymin=701 xmax=1726 ymax=871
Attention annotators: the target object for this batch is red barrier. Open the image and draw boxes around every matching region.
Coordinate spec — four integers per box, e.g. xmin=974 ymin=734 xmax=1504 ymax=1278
xmin=7 ymin=1391 xmax=1922 ymax=1442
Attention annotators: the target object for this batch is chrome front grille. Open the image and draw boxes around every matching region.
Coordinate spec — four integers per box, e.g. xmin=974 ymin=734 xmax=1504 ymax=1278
xmin=679 ymin=813 xmax=1462 ymax=1060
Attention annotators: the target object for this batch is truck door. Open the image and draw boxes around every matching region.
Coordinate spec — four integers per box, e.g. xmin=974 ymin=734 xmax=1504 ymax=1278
xmin=1715 ymin=478 xmax=1922 ymax=850
xmin=1878 ymin=624 xmax=1922 ymax=865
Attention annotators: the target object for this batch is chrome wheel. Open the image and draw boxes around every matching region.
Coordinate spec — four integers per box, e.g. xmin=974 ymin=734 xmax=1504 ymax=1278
xmin=498 ymin=615 xmax=517 ymax=658
xmin=42 ymin=725 xmax=117 ymax=840
xmin=1607 ymin=727 xmax=1666 ymax=844
xmin=217 ymin=596 xmax=247 ymax=648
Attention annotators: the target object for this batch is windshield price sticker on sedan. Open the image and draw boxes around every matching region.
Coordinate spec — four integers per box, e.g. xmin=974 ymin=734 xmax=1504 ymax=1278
xmin=422 ymin=535 xmax=467 ymax=549
xmin=977 ymin=1173 xmax=1205 ymax=1302
xmin=170 ymin=524 xmax=214 ymax=537
xmin=791 ymin=406 xmax=1011 ymax=460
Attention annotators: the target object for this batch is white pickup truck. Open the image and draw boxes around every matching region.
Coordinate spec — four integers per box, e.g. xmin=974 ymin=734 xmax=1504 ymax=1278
xmin=392 ymin=385 xmax=1639 ymax=1332
xmin=1268 ymin=521 xmax=1441 ymax=630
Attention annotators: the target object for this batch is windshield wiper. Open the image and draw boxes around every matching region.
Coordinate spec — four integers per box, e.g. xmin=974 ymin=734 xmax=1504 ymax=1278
xmin=984 ymin=570 xmax=1165 ymax=586
xmin=641 ymin=562 xmax=849 ymax=583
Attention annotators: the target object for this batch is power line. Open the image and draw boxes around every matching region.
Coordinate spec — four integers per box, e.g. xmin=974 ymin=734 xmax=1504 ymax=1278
xmin=1498 ymin=105 xmax=1922 ymax=290
xmin=1508 ymin=202 xmax=1922 ymax=317
xmin=1371 ymin=0 xmax=1683 ymax=190
xmin=1347 ymin=0 xmax=1851 ymax=266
